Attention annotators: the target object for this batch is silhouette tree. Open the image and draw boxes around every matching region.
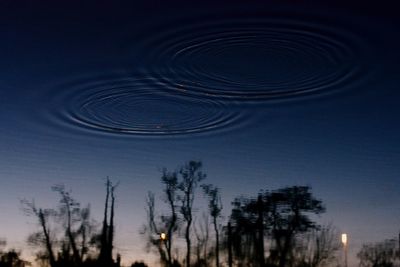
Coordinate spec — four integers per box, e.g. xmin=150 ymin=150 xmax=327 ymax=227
xmin=21 ymin=199 xmax=57 ymax=267
xmin=143 ymin=168 xmax=180 ymax=267
xmin=21 ymin=181 xmax=119 ymax=267
xmin=98 ymin=178 xmax=119 ymax=267
xmin=227 ymin=222 xmax=233 ymax=267
xmin=144 ymin=192 xmax=168 ymax=265
xmin=293 ymin=224 xmax=340 ymax=267
xmin=267 ymin=186 xmax=325 ymax=267
xmin=0 ymin=241 xmax=28 ymax=267
xmin=229 ymin=186 xmax=324 ymax=267
xmin=193 ymin=213 xmax=210 ymax=267
xmin=52 ymin=185 xmax=83 ymax=265
xmin=201 ymin=184 xmax=222 ymax=267
xmin=161 ymin=169 xmax=180 ymax=267
xmin=358 ymin=238 xmax=398 ymax=267
xmin=229 ymin=195 xmax=265 ymax=267
xmin=77 ymin=205 xmax=95 ymax=263
xmin=178 ymin=161 xmax=206 ymax=267
xmin=130 ymin=261 xmax=149 ymax=267
xmin=143 ymin=160 xmax=207 ymax=267
xmin=0 ymin=249 xmax=28 ymax=267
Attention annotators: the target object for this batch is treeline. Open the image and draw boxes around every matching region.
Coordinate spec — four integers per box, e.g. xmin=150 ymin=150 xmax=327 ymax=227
xmin=143 ymin=161 xmax=340 ymax=267
xmin=1 ymin=160 xmax=400 ymax=267
xmin=19 ymin=179 xmax=121 ymax=267
xmin=142 ymin=160 xmax=400 ymax=267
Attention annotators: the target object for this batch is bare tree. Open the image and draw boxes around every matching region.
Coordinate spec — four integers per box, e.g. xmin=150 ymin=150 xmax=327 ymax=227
xmin=22 ymin=185 xmax=99 ymax=267
xmin=161 ymin=169 xmax=180 ymax=267
xmin=98 ymin=178 xmax=119 ymax=266
xmin=294 ymin=224 xmax=340 ymax=267
xmin=21 ymin=199 xmax=57 ymax=267
xmin=193 ymin=213 xmax=210 ymax=267
xmin=108 ymin=182 xmax=117 ymax=262
xmin=52 ymin=184 xmax=82 ymax=265
xmin=143 ymin=167 xmax=180 ymax=267
xmin=99 ymin=178 xmax=111 ymax=263
xmin=0 ymin=249 xmax=28 ymax=267
xmin=77 ymin=204 xmax=95 ymax=262
xmin=178 ymin=161 xmax=206 ymax=267
xmin=358 ymin=238 xmax=398 ymax=267
xmin=144 ymin=191 xmax=168 ymax=265
xmin=202 ymin=184 xmax=222 ymax=267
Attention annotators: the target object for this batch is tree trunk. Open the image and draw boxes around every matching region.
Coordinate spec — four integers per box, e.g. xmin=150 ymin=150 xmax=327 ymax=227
xmin=107 ymin=185 xmax=115 ymax=263
xmin=80 ymin=226 xmax=87 ymax=262
xmin=213 ymin=216 xmax=219 ymax=267
xmin=39 ymin=209 xmax=57 ymax=267
xmin=64 ymin=198 xmax=81 ymax=265
xmin=67 ymin=228 xmax=81 ymax=264
xmin=186 ymin=219 xmax=192 ymax=267
xmin=257 ymin=195 xmax=265 ymax=267
xmin=166 ymin=193 xmax=177 ymax=267
xmin=278 ymin=234 xmax=292 ymax=267
xmin=99 ymin=179 xmax=110 ymax=263
xmin=228 ymin=222 xmax=233 ymax=267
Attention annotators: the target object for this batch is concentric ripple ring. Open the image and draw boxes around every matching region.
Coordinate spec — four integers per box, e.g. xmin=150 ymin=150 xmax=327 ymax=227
xmin=128 ymin=14 xmax=371 ymax=101
xmin=41 ymin=75 xmax=244 ymax=137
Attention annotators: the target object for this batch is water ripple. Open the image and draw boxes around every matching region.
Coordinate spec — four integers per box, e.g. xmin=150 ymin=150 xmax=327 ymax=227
xmin=42 ymin=75 xmax=245 ymax=137
xmin=127 ymin=14 xmax=372 ymax=101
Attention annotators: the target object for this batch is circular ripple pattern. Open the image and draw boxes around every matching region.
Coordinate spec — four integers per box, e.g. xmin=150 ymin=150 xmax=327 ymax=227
xmin=129 ymin=15 xmax=370 ymax=101
xmin=45 ymin=76 xmax=243 ymax=137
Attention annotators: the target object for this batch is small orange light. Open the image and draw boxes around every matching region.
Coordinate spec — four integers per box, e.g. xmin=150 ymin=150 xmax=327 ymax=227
xmin=160 ymin=232 xmax=167 ymax=240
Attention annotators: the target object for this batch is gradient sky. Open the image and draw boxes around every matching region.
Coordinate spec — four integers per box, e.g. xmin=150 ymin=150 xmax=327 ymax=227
xmin=0 ymin=1 xmax=399 ymax=266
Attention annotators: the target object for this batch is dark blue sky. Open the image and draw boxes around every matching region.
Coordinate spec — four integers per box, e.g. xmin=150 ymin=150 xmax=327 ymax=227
xmin=0 ymin=1 xmax=399 ymax=266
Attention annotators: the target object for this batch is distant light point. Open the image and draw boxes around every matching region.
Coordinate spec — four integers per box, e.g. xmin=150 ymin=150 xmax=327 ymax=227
xmin=160 ymin=232 xmax=167 ymax=241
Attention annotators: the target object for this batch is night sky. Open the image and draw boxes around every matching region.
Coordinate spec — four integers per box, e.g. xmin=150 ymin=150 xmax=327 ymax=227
xmin=0 ymin=1 xmax=399 ymax=266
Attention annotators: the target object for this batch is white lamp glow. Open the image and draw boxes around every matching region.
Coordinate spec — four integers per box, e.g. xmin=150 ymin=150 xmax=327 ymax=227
xmin=341 ymin=233 xmax=347 ymax=245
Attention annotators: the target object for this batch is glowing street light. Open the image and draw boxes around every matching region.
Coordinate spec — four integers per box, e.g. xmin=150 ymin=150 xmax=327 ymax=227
xmin=160 ymin=232 xmax=167 ymax=241
xmin=341 ymin=233 xmax=348 ymax=267
xmin=341 ymin=233 xmax=347 ymax=245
